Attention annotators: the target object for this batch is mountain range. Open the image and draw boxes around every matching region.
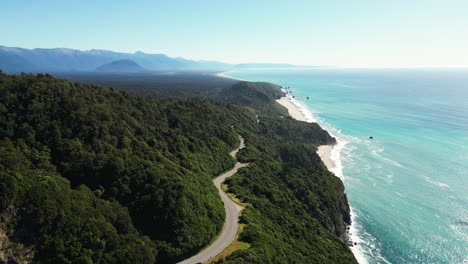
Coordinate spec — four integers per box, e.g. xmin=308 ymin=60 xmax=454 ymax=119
xmin=0 ymin=45 xmax=309 ymax=73
xmin=95 ymin=59 xmax=146 ymax=73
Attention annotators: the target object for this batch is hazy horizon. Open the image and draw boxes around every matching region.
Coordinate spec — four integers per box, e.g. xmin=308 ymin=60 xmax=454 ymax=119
xmin=2 ymin=0 xmax=468 ymax=68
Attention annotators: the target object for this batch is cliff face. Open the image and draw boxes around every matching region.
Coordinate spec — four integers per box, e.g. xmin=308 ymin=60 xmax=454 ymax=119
xmin=339 ymin=193 xmax=352 ymax=241
xmin=0 ymin=206 xmax=34 ymax=264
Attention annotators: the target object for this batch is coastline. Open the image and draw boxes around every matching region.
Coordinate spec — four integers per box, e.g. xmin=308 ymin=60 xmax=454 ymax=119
xmin=276 ymin=95 xmax=367 ymax=264
xmin=217 ymin=71 xmax=336 ymax=170
xmin=219 ymin=71 xmax=366 ymax=263
xmin=276 ymin=97 xmax=335 ymax=170
xmin=216 ymin=72 xmax=336 ymax=173
xmin=215 ymin=71 xmax=246 ymax=81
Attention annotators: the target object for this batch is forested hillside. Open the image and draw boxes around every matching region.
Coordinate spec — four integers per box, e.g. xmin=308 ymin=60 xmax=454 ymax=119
xmin=219 ymin=82 xmax=288 ymax=116
xmin=55 ymin=73 xmax=287 ymax=116
xmin=0 ymin=71 xmax=356 ymax=263
xmin=218 ymin=116 xmax=355 ymax=263
xmin=0 ymin=72 xmax=256 ymax=263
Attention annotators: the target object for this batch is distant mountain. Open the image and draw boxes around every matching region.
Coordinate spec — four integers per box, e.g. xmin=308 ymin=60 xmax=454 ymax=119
xmin=96 ymin=59 xmax=145 ymax=73
xmin=0 ymin=45 xmax=232 ymax=73
xmin=0 ymin=50 xmax=38 ymax=72
xmin=0 ymin=45 xmax=314 ymax=73
xmin=0 ymin=46 xmax=114 ymax=72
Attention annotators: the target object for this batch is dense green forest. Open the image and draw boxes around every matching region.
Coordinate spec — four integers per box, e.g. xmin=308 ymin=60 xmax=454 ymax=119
xmin=55 ymin=73 xmax=287 ymax=115
xmin=0 ymin=71 xmax=356 ymax=263
xmin=54 ymin=72 xmax=238 ymax=99
xmin=217 ymin=116 xmax=355 ymax=263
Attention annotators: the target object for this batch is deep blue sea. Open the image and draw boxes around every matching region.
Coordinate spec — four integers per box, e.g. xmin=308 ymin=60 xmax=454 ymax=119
xmin=226 ymin=68 xmax=468 ymax=264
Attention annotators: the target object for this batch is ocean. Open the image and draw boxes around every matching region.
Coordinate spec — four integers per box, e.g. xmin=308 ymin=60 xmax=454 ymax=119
xmin=225 ymin=68 xmax=468 ymax=264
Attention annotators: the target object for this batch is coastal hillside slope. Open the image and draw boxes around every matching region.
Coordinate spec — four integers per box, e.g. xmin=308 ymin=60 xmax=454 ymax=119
xmin=218 ymin=115 xmax=355 ymax=263
xmin=0 ymin=72 xmax=356 ymax=263
xmin=218 ymin=81 xmax=288 ymax=115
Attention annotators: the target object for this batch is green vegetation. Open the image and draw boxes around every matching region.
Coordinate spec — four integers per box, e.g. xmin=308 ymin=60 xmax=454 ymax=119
xmin=217 ymin=117 xmax=355 ymax=263
xmin=54 ymin=72 xmax=238 ymax=99
xmin=219 ymin=82 xmax=288 ymax=115
xmin=0 ymin=71 xmax=356 ymax=263
xmin=0 ymin=72 xmax=255 ymax=263
xmin=54 ymin=74 xmax=287 ymax=115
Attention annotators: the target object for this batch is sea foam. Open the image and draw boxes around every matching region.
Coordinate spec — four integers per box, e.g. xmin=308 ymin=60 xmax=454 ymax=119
xmin=289 ymin=96 xmax=370 ymax=264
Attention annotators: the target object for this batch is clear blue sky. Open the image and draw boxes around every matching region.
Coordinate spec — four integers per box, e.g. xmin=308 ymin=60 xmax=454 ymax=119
xmin=2 ymin=0 xmax=468 ymax=67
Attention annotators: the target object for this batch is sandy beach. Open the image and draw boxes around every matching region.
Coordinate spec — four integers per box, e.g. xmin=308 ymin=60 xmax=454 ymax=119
xmin=277 ymin=95 xmax=368 ymax=263
xmin=276 ymin=96 xmax=335 ymax=171
xmin=217 ymin=74 xmax=336 ymax=172
xmin=215 ymin=71 xmax=246 ymax=81
xmin=276 ymin=96 xmax=308 ymax=121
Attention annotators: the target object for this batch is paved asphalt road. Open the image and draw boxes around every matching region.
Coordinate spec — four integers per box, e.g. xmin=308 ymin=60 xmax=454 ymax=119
xmin=178 ymin=136 xmax=245 ymax=264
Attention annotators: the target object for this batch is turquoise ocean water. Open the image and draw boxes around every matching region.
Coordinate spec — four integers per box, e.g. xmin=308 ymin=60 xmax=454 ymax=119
xmin=226 ymin=69 xmax=468 ymax=264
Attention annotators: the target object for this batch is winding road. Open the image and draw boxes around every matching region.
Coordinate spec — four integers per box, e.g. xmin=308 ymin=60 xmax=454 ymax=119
xmin=178 ymin=136 xmax=246 ymax=264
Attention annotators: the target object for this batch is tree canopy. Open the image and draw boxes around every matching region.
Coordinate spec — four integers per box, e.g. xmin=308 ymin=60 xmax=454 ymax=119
xmin=0 ymin=72 xmax=356 ymax=263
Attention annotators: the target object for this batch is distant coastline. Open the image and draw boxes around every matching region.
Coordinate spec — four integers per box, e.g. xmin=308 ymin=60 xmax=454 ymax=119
xmin=216 ymin=71 xmax=335 ymax=173
xmin=276 ymin=94 xmax=368 ymax=264
xmin=215 ymin=71 xmax=246 ymax=81
xmin=220 ymin=70 xmax=367 ymax=264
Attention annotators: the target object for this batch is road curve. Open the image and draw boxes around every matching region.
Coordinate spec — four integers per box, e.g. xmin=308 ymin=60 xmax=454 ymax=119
xmin=178 ymin=136 xmax=245 ymax=264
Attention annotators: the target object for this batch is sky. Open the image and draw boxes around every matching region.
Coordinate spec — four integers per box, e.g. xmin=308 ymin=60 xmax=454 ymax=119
xmin=2 ymin=0 xmax=468 ymax=67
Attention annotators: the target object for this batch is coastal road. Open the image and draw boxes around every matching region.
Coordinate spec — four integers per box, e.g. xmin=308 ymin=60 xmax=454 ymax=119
xmin=178 ymin=136 xmax=245 ymax=264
